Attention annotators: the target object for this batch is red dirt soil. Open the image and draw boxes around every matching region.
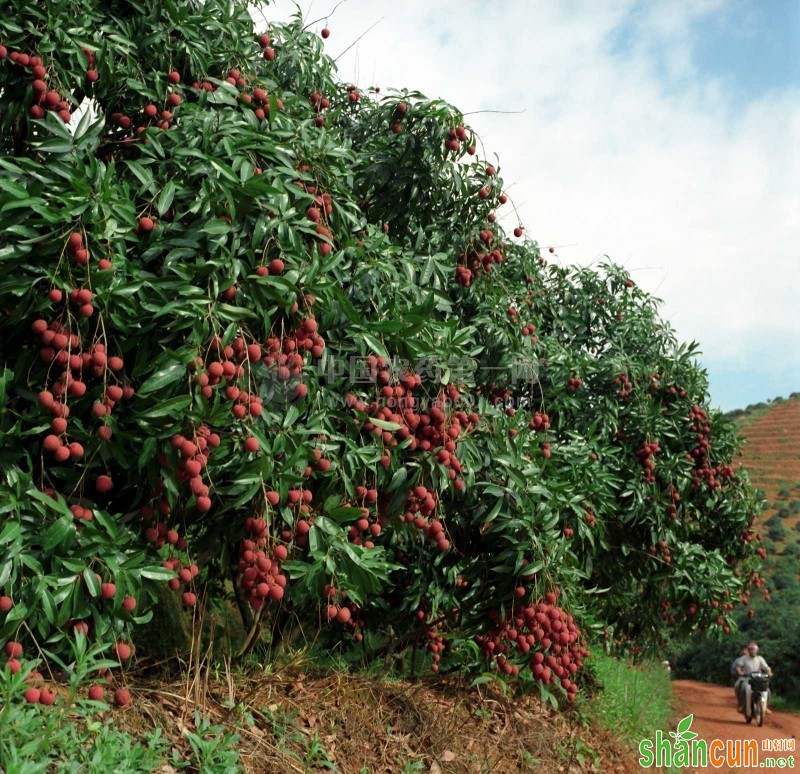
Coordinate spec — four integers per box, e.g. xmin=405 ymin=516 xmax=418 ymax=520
xmin=672 ymin=680 xmax=799 ymax=772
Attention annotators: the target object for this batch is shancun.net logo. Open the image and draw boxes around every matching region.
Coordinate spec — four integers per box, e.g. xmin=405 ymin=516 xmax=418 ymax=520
xmin=638 ymin=714 xmax=796 ymax=769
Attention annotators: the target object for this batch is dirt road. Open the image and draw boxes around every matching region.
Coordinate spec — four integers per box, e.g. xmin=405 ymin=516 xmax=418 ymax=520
xmin=671 ymin=680 xmax=799 ymax=772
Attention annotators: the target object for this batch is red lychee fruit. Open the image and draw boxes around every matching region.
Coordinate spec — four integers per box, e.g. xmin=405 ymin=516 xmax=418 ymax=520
xmin=335 ymin=607 xmax=351 ymax=624
xmin=88 ymin=685 xmax=105 ymax=701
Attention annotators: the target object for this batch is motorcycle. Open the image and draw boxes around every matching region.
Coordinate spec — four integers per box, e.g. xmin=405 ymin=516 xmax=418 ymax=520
xmin=744 ymin=671 xmax=769 ymax=726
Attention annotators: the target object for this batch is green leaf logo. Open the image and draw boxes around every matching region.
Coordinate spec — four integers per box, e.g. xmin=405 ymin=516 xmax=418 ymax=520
xmin=669 ymin=714 xmax=696 ymax=742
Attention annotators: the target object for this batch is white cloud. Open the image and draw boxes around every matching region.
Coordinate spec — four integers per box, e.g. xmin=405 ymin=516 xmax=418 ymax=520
xmin=261 ymin=0 xmax=800 ymax=406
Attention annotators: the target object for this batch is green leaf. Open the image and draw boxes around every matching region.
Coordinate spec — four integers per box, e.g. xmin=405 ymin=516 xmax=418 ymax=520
xmin=82 ymin=568 xmax=100 ymax=597
xmin=0 ymin=520 xmax=21 ymax=545
xmin=388 ymin=468 xmax=408 ymax=492
xmin=157 ymin=181 xmax=177 ymax=216
xmin=139 ymin=566 xmax=175 ymax=581
xmin=359 ymin=332 xmax=390 ymax=361
xmin=138 ymin=361 xmax=186 ymax=395
xmin=370 ymin=417 xmax=402 ymax=432
xmin=41 ymin=515 xmax=72 ymax=551
xmin=37 ymin=138 xmax=74 ymax=154
xmin=139 ymin=395 xmax=192 ymax=418
xmin=201 ymin=219 xmax=232 ymax=235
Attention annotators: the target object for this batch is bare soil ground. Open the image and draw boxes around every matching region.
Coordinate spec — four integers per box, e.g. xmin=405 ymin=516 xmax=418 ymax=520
xmin=672 ymin=680 xmax=799 ymax=772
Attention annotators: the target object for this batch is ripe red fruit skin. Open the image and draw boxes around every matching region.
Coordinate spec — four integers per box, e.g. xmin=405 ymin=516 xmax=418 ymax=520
xmin=335 ymin=607 xmax=351 ymax=624
xmin=6 ymin=641 xmax=22 ymax=658
xmin=86 ymin=69 xmax=98 ymax=82
xmin=24 ymin=688 xmax=41 ymax=704
xmin=88 ymin=685 xmax=104 ymax=701
xmin=39 ymin=688 xmax=56 ymax=706
xmin=321 ymin=28 xmax=330 ymax=38
xmin=182 ymin=592 xmax=197 ymax=607
xmin=114 ymin=688 xmax=131 ymax=707
xmin=269 ymin=258 xmax=284 ymax=274
xmin=269 ymin=585 xmax=285 ymax=601
xmin=0 ymin=596 xmax=12 ymax=612
xmin=43 ymin=434 xmax=62 ymax=452
xmin=138 ymin=216 xmax=155 ymax=233
xmin=100 ymin=582 xmax=116 ymax=600
xmin=96 ymin=475 xmax=113 ymax=493
xmin=122 ymin=595 xmax=136 ymax=613
xmin=167 ymin=71 xmax=181 ymax=84
xmin=293 ymin=383 xmax=308 ymax=400
xmin=196 ymin=496 xmax=212 ymax=512
xmin=244 ymin=436 xmax=260 ymax=453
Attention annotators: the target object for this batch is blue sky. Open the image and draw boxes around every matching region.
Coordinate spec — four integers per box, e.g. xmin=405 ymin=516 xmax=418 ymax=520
xmin=611 ymin=0 xmax=800 ymax=101
xmin=264 ymin=0 xmax=799 ymax=412
xmin=687 ymin=1 xmax=799 ymax=97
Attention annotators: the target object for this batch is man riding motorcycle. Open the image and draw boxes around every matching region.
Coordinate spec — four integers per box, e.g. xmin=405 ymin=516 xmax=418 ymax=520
xmin=731 ymin=643 xmax=749 ymax=707
xmin=734 ymin=642 xmax=772 ymax=715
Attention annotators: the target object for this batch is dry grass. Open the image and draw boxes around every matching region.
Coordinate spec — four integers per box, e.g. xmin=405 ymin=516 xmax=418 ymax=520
xmin=110 ymin=651 xmax=640 ymax=773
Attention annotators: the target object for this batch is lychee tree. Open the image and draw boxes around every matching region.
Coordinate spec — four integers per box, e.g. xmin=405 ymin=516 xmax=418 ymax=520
xmin=0 ymin=0 xmax=763 ymax=706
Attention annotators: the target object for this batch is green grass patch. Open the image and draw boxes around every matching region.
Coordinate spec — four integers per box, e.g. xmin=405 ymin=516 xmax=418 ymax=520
xmin=771 ymin=695 xmax=800 ymax=714
xmin=586 ymin=652 xmax=682 ymax=771
xmin=0 ymin=701 xmax=242 ymax=772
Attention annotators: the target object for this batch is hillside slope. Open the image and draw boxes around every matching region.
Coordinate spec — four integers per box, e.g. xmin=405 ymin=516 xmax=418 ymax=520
xmin=736 ymin=396 xmax=800 ymax=543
